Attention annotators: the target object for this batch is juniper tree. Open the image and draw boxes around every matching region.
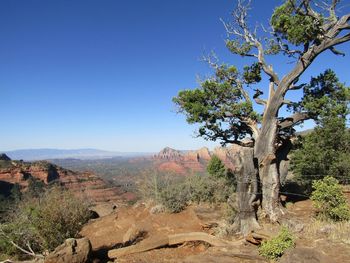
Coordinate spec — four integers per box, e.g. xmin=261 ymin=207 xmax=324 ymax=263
xmin=174 ymin=0 xmax=350 ymax=234
xmin=291 ymin=71 xmax=350 ymax=191
xmin=207 ymin=155 xmax=226 ymax=178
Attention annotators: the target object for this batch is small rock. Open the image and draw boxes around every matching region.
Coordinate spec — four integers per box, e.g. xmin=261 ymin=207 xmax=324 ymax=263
xmin=44 ymin=237 xmax=92 ymax=263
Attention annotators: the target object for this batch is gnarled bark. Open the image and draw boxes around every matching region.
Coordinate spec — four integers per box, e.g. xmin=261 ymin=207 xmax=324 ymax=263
xmin=232 ymin=147 xmax=260 ymax=236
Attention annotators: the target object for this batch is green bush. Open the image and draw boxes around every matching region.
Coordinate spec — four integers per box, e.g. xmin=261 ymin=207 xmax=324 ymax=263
xmin=139 ymin=169 xmax=236 ymax=213
xmin=159 ymin=183 xmax=189 ymax=213
xmin=188 ymin=175 xmax=235 ymax=203
xmin=258 ymin=227 xmax=295 ymax=260
xmin=0 ymin=186 xmax=92 ymax=257
xmin=311 ymin=176 xmax=350 ymax=221
xmin=207 ymin=155 xmax=226 ymax=178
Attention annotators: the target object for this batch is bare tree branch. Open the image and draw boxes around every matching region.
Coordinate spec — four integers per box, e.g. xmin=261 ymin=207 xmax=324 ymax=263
xmin=278 ymin=112 xmax=309 ymax=129
xmin=289 ymin=84 xmax=306 ymax=90
xmin=253 ymin=89 xmax=267 ymax=106
xmin=281 ymin=99 xmax=295 ymax=106
xmin=9 ymin=241 xmax=44 ymax=259
xmin=330 ymin=0 xmax=341 ymax=22
xmin=329 ymin=46 xmax=345 ymax=56
xmin=223 ymin=0 xmax=280 ymax=84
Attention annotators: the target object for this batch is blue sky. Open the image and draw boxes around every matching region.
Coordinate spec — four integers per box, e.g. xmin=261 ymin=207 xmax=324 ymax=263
xmin=1 ymin=0 xmax=349 ymax=152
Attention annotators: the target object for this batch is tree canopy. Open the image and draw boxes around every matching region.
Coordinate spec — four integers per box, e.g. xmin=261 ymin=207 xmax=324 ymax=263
xmin=174 ymin=0 xmax=350 ymax=148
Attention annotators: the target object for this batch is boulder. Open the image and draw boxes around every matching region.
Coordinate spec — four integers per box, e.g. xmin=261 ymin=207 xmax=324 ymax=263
xmin=44 ymin=238 xmax=92 ymax=263
xmin=90 ymin=202 xmax=117 ymax=217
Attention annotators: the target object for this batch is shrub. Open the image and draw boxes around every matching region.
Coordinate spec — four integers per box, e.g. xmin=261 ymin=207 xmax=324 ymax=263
xmin=138 ymin=170 xmax=173 ymax=202
xmin=258 ymin=227 xmax=295 ymax=260
xmin=311 ymin=176 xmax=350 ymax=221
xmin=223 ymin=201 xmax=237 ymax=224
xmin=186 ymin=174 xmax=235 ymax=204
xmin=139 ymin=169 xmax=236 ymax=213
xmin=0 ymin=186 xmax=92 ymax=257
xmin=159 ymin=183 xmax=189 ymax=213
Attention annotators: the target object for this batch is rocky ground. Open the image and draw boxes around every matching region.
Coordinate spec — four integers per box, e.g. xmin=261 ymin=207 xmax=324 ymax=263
xmin=3 ymin=195 xmax=350 ymax=263
xmin=75 ymin=196 xmax=350 ymax=263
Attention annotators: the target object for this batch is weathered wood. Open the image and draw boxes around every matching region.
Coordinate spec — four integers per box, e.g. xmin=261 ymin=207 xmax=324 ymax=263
xmin=231 ymin=146 xmax=260 ymax=236
xmin=107 ymin=232 xmax=233 ymax=259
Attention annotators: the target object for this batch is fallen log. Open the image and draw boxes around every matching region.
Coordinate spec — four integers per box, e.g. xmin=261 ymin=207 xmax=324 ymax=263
xmin=108 ymin=232 xmax=233 ymax=259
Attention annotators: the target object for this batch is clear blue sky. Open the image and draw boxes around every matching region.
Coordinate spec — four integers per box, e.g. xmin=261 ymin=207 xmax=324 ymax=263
xmin=1 ymin=0 xmax=349 ymax=152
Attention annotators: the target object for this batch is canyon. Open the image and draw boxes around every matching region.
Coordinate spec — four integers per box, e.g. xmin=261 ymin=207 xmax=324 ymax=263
xmin=0 ymin=154 xmax=133 ymax=203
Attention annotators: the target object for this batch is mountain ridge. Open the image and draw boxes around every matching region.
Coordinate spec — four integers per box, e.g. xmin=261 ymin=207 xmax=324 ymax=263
xmin=3 ymin=148 xmax=154 ymax=161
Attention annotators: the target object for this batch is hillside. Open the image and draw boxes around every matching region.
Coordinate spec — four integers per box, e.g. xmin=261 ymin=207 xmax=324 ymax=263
xmin=0 ymin=154 xmax=134 ymax=203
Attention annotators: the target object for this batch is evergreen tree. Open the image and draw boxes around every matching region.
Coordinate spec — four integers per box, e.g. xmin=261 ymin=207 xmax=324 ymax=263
xmin=173 ymin=0 xmax=350 ymax=233
xmin=207 ymin=155 xmax=226 ymax=179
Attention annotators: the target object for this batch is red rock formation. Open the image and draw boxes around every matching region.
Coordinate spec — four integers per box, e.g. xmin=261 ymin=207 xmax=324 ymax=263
xmin=0 ymin=158 xmax=129 ymax=203
xmin=157 ymin=161 xmax=187 ymax=175
xmin=151 ymin=145 xmax=242 ymax=175
xmin=152 ymin=147 xmax=213 ymax=175
xmin=154 ymin=147 xmax=183 ymax=160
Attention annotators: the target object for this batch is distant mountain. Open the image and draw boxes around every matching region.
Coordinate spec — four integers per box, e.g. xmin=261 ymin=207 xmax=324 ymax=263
xmin=3 ymin=148 xmax=152 ymax=161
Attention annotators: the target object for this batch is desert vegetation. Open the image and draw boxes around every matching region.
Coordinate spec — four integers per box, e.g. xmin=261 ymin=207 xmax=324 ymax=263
xmin=139 ymin=157 xmax=236 ymax=214
xmin=0 ymin=183 xmax=91 ymax=260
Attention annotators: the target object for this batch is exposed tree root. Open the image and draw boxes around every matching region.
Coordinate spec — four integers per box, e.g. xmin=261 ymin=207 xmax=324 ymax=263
xmin=108 ymin=232 xmax=238 ymax=259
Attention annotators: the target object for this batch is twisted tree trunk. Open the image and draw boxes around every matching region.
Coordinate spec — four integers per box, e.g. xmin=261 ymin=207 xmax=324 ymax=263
xmin=233 ymin=147 xmax=260 ymax=235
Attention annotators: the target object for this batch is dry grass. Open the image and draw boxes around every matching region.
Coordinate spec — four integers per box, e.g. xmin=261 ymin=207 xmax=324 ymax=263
xmin=305 ymin=219 xmax=350 ymax=244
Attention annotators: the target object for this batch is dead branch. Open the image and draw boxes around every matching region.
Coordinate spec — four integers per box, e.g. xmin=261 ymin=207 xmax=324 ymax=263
xmin=253 ymin=89 xmax=267 ymax=106
xmin=108 ymin=232 xmax=238 ymax=259
xmin=9 ymin=241 xmax=44 ymax=259
xmin=224 ymin=0 xmax=280 ymax=84
xmin=278 ymin=112 xmax=309 ymax=129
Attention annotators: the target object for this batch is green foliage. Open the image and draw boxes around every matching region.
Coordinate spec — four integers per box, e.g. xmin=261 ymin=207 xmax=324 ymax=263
xmin=186 ymin=174 xmax=235 ymax=204
xmin=26 ymin=177 xmax=46 ymax=198
xmin=173 ymin=64 xmax=260 ymax=145
xmin=142 ymin=169 xmax=236 ymax=213
xmin=290 ymin=70 xmax=350 ymax=192
xmin=293 ymin=70 xmax=350 ymax=122
xmin=0 ymin=186 xmax=91 ymax=257
xmin=10 ymin=184 xmax=22 ymax=202
xmin=207 ymin=155 xmax=226 ymax=178
xmin=258 ymin=227 xmax=295 ymax=260
xmin=291 ymin=118 xmax=350 ymax=191
xmin=226 ymin=40 xmax=253 ymax=56
xmin=264 ymin=38 xmax=281 ymax=55
xmin=311 ymin=176 xmax=350 ymax=221
xmin=223 ymin=201 xmax=237 ymax=224
xmin=243 ymin=63 xmax=261 ymax=84
xmin=159 ymin=183 xmax=189 ymax=213
xmin=271 ymin=0 xmax=324 ymax=45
